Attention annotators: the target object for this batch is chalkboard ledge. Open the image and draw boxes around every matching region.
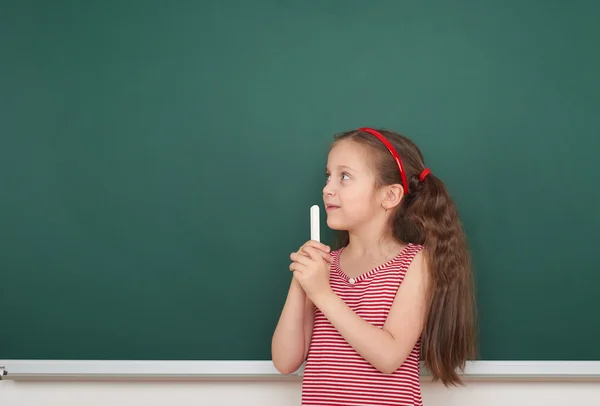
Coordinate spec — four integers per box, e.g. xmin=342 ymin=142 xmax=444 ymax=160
xmin=1 ymin=360 xmax=600 ymax=381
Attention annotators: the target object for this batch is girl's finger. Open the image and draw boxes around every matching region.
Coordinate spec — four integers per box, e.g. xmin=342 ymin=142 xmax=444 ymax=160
xmin=303 ymin=246 xmax=324 ymax=262
xmin=303 ymin=240 xmax=330 ymax=254
xmin=289 ymin=261 xmax=305 ymax=273
xmin=290 ymin=252 xmax=312 ymax=267
xmin=301 ymin=247 xmax=332 ymax=263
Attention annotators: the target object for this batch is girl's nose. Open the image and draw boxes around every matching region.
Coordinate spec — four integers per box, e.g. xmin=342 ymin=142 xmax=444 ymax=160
xmin=323 ymin=183 xmax=334 ymax=196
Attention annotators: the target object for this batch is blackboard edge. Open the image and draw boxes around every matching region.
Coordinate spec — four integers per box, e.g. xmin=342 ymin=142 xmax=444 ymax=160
xmin=1 ymin=360 xmax=599 ymax=382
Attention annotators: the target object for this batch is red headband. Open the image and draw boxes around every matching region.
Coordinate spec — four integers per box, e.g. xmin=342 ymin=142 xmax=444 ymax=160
xmin=358 ymin=128 xmax=431 ymax=194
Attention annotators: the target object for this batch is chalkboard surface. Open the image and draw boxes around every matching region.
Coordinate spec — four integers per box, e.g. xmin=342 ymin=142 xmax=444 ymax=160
xmin=1 ymin=0 xmax=599 ymax=361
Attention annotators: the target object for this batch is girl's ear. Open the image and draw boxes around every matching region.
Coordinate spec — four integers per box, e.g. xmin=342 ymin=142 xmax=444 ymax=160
xmin=382 ymin=184 xmax=404 ymax=210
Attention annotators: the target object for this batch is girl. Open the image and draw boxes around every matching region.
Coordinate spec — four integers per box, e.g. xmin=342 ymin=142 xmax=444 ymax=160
xmin=271 ymin=127 xmax=477 ymax=406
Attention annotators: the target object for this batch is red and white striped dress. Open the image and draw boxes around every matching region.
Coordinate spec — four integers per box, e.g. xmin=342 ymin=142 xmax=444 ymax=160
xmin=302 ymin=243 xmax=424 ymax=406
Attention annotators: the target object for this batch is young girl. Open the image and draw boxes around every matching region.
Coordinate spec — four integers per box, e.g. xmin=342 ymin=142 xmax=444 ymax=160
xmin=271 ymin=127 xmax=477 ymax=406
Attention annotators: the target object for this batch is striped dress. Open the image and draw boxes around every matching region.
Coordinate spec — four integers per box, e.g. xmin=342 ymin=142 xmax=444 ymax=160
xmin=301 ymin=243 xmax=424 ymax=406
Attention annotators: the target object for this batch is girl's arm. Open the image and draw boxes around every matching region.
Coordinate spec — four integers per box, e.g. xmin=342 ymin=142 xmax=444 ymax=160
xmin=271 ymin=277 xmax=314 ymax=374
xmin=310 ymin=250 xmax=429 ymax=374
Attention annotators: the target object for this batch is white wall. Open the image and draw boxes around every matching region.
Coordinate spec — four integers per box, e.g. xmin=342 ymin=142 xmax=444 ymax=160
xmin=2 ymin=379 xmax=599 ymax=406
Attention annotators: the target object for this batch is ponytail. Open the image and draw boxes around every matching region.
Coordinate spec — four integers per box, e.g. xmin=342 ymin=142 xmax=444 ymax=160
xmin=399 ymin=172 xmax=477 ymax=386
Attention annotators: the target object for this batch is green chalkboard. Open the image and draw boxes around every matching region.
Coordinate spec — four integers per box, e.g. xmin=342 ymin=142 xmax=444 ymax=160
xmin=1 ymin=0 xmax=599 ymax=361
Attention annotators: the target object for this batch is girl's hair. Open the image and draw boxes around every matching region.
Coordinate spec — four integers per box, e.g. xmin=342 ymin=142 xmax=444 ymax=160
xmin=332 ymin=128 xmax=477 ymax=386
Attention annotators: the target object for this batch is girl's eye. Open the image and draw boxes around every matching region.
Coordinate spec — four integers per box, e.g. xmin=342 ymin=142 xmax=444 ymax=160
xmin=325 ymin=173 xmax=349 ymax=183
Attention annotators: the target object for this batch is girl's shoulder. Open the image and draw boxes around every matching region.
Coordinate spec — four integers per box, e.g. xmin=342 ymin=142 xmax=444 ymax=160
xmin=397 ymin=243 xmax=426 ymax=266
xmin=328 ymin=248 xmax=343 ymax=266
xmin=329 ymin=247 xmax=344 ymax=256
xmin=404 ymin=242 xmax=425 ymax=255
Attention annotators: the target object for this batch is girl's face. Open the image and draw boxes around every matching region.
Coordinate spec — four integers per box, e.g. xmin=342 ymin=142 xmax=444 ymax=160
xmin=323 ymin=140 xmax=383 ymax=232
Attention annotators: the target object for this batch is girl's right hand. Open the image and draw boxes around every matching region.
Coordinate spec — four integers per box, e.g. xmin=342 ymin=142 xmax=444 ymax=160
xmin=294 ymin=240 xmax=332 ymax=264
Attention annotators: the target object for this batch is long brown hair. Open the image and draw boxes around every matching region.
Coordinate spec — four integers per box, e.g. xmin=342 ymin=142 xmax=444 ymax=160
xmin=332 ymin=128 xmax=477 ymax=386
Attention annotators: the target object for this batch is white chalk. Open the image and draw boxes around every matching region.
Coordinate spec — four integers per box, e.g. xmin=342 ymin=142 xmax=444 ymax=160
xmin=310 ymin=205 xmax=320 ymax=242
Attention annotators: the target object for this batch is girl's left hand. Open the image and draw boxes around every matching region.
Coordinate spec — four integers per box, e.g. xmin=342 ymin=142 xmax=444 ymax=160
xmin=289 ymin=245 xmax=333 ymax=303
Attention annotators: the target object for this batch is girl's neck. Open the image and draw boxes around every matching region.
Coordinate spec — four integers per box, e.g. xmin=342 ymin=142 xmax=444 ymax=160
xmin=345 ymin=229 xmax=404 ymax=260
xmin=339 ymin=230 xmax=406 ymax=279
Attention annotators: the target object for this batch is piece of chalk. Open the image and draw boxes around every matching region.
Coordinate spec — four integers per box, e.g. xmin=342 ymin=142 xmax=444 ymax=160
xmin=310 ymin=205 xmax=320 ymax=242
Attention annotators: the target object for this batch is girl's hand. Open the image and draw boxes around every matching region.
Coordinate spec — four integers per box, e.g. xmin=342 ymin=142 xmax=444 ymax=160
xmin=290 ymin=240 xmax=333 ymax=303
xmin=294 ymin=240 xmax=332 ymax=263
